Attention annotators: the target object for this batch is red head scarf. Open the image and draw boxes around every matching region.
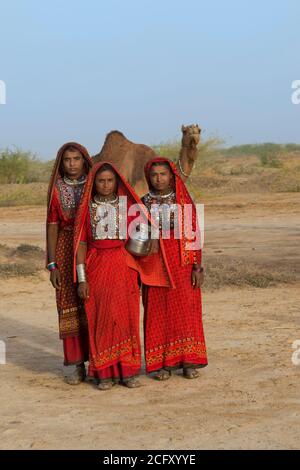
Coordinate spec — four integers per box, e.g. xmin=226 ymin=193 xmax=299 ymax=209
xmin=73 ymin=161 xmax=146 ymax=252
xmin=144 ymin=157 xmax=202 ymax=266
xmin=46 ymin=142 xmax=92 ymax=267
xmin=73 ymin=161 xmax=174 ymax=287
xmin=47 ymin=141 xmax=93 ymax=210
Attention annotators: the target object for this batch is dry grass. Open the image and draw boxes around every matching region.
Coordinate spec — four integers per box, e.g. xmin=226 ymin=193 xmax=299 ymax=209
xmin=0 ymin=242 xmax=297 ymax=290
xmin=188 ymin=153 xmax=300 ymax=197
xmin=13 ymin=243 xmax=44 ymax=257
xmin=0 ymin=263 xmax=39 ymax=278
xmin=202 ymin=254 xmax=299 ymax=291
xmin=0 ymin=183 xmax=47 ymax=206
xmin=0 ymin=243 xmax=45 ymax=278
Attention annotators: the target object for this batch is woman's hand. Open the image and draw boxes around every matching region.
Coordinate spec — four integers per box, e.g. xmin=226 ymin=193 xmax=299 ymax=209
xmin=148 ymin=239 xmax=159 ymax=255
xmin=191 ymin=267 xmax=204 ymax=289
xmin=78 ymin=282 xmax=90 ymax=300
xmin=50 ymin=269 xmax=61 ymax=290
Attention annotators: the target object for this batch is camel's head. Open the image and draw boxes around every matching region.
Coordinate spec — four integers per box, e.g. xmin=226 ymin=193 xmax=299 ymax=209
xmin=181 ymin=124 xmax=201 ymax=147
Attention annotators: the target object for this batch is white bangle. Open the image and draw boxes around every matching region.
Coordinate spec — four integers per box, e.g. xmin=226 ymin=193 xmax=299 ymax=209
xmin=76 ymin=264 xmax=86 ymax=283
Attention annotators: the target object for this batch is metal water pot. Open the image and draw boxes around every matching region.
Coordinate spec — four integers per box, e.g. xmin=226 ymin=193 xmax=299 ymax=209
xmin=125 ymin=223 xmax=152 ymax=257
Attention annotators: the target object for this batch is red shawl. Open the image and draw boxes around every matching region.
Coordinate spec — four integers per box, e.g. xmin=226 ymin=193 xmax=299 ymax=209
xmin=47 ymin=142 xmax=93 ymax=210
xmin=144 ymin=157 xmax=202 ymax=266
xmin=46 ymin=142 xmax=93 ymax=267
xmin=73 ymin=161 xmax=174 ymax=288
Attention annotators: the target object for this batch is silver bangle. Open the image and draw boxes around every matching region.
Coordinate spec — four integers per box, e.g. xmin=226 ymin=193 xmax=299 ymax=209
xmin=76 ymin=264 xmax=87 ymax=283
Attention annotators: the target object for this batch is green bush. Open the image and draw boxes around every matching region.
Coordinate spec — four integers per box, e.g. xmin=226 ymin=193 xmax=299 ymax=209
xmin=0 ymin=148 xmax=52 ymax=184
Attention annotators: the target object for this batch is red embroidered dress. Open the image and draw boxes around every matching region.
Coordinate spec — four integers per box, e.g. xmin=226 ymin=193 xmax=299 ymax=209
xmin=46 ymin=142 xmax=92 ymax=365
xmin=142 ymin=157 xmax=208 ymax=373
xmin=74 ymin=162 xmax=172 ymax=383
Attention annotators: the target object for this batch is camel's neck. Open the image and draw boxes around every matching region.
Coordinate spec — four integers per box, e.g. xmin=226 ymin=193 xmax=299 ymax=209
xmin=179 ymin=143 xmax=197 ymax=163
xmin=177 ymin=143 xmax=197 ymax=180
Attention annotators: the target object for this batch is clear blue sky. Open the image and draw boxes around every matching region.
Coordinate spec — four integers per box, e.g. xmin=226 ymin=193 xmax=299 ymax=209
xmin=0 ymin=0 xmax=299 ymax=159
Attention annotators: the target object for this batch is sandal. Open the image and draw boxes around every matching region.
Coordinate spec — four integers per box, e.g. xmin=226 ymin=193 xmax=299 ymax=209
xmin=64 ymin=363 xmax=86 ymax=385
xmin=183 ymin=368 xmax=199 ymax=379
xmin=97 ymin=380 xmax=115 ymax=391
xmin=123 ymin=378 xmax=142 ymax=389
xmin=154 ymin=369 xmax=171 ymax=381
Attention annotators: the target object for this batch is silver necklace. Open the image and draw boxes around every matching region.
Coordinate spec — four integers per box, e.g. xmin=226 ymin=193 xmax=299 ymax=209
xmin=149 ymin=189 xmax=175 ymax=199
xmin=93 ymin=194 xmax=118 ymax=205
xmin=63 ymin=175 xmax=86 ymax=186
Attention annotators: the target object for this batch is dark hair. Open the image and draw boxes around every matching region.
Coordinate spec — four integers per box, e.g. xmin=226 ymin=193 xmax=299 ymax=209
xmin=150 ymin=161 xmax=172 ymax=171
xmin=95 ymin=163 xmax=118 ymax=175
xmin=59 ymin=146 xmax=89 ymax=176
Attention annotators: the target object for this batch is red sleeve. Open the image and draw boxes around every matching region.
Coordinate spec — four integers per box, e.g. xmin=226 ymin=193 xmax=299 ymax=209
xmin=80 ymin=215 xmax=88 ymax=243
xmin=195 ymin=249 xmax=202 ymax=265
xmin=47 ymin=190 xmax=60 ymax=224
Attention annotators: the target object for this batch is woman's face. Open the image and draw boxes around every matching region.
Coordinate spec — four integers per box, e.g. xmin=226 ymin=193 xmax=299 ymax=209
xmin=62 ymin=149 xmax=85 ymax=179
xmin=149 ymin=164 xmax=173 ymax=192
xmin=94 ymin=170 xmax=117 ymax=197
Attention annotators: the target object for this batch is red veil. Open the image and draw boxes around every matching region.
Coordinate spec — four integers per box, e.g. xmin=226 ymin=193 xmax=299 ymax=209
xmin=73 ymin=161 xmax=174 ymax=288
xmin=144 ymin=157 xmax=202 ymax=266
xmin=47 ymin=142 xmax=93 ymax=210
xmin=46 ymin=141 xmax=93 ymax=266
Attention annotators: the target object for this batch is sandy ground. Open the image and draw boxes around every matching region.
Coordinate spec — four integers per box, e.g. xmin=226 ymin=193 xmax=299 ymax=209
xmin=0 ymin=193 xmax=299 ymax=450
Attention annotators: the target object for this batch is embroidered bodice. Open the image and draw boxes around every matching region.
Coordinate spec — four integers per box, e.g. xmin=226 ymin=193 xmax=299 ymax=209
xmin=88 ymin=195 xmax=125 ymax=240
xmin=142 ymin=190 xmax=177 ymax=231
xmin=56 ymin=175 xmax=86 ymax=215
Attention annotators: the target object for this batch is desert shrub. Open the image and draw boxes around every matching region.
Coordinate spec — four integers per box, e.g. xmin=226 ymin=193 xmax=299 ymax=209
xmin=0 ymin=148 xmax=52 ymax=184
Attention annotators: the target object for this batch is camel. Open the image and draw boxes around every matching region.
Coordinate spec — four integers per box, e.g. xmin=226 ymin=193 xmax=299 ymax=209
xmin=93 ymin=124 xmax=201 ymax=196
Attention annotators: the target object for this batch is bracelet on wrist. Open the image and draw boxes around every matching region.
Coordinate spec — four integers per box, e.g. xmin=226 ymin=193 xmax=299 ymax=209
xmin=47 ymin=262 xmax=58 ymax=272
xmin=76 ymin=263 xmax=87 ymax=283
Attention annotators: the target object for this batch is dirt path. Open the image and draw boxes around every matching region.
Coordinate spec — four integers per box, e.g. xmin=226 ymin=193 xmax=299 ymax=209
xmin=0 ymin=193 xmax=299 ymax=449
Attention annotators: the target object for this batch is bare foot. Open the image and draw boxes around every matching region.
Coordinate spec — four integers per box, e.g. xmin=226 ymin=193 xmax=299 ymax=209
xmin=154 ymin=369 xmax=171 ymax=381
xmin=64 ymin=363 xmax=86 ymax=385
xmin=97 ymin=381 xmax=115 ymax=391
xmin=123 ymin=378 xmax=142 ymax=388
xmin=183 ymin=368 xmax=199 ymax=379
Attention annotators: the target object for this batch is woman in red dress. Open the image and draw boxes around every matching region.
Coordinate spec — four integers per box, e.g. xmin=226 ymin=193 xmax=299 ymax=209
xmin=142 ymin=157 xmax=208 ymax=380
xmin=74 ymin=162 xmax=171 ymax=390
xmin=46 ymin=142 xmax=93 ymax=384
